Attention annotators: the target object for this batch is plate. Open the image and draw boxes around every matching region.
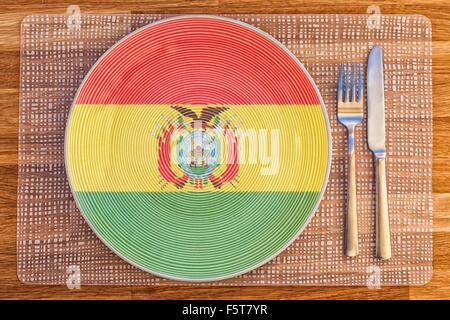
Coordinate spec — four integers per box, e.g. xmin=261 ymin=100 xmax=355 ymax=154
xmin=65 ymin=15 xmax=331 ymax=281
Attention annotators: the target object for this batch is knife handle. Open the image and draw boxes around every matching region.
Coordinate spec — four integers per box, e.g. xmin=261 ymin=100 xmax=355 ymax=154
xmin=345 ymin=129 xmax=358 ymax=257
xmin=375 ymin=156 xmax=391 ymax=260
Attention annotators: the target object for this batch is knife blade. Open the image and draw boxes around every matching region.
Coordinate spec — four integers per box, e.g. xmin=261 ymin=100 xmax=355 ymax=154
xmin=367 ymin=46 xmax=392 ymax=260
xmin=367 ymin=46 xmax=385 ymax=154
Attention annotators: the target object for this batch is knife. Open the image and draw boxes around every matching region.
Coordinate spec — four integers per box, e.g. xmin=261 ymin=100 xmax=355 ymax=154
xmin=367 ymin=46 xmax=392 ymax=260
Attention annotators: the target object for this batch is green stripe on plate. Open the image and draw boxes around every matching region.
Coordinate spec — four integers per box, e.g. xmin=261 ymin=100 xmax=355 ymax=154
xmin=75 ymin=191 xmax=320 ymax=280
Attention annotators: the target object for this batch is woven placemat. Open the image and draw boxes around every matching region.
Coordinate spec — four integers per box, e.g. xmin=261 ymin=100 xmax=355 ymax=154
xmin=17 ymin=14 xmax=432 ymax=286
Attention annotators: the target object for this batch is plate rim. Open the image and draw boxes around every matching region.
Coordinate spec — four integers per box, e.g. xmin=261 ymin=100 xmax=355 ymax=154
xmin=64 ymin=14 xmax=332 ymax=282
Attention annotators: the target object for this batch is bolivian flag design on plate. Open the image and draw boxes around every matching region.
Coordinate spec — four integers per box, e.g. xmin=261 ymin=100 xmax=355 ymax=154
xmin=66 ymin=16 xmax=330 ymax=281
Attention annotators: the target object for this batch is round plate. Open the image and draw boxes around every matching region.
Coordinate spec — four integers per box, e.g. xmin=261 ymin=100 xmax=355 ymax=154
xmin=65 ymin=15 xmax=331 ymax=281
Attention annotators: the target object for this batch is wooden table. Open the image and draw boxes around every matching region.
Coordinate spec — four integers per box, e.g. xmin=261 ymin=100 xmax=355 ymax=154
xmin=1 ymin=0 xmax=448 ymax=300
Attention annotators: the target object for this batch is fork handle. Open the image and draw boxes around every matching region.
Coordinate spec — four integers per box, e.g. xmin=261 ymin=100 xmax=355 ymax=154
xmin=345 ymin=129 xmax=358 ymax=257
xmin=375 ymin=156 xmax=391 ymax=260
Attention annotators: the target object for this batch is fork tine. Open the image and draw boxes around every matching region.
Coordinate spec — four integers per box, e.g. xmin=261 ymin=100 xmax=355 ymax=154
xmin=358 ymin=63 xmax=362 ymax=101
xmin=351 ymin=63 xmax=356 ymax=102
xmin=344 ymin=63 xmax=349 ymax=102
xmin=338 ymin=63 xmax=343 ymax=102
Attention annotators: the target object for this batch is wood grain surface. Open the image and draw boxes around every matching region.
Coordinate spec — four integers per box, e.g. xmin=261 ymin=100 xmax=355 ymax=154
xmin=0 ymin=0 xmax=449 ymax=300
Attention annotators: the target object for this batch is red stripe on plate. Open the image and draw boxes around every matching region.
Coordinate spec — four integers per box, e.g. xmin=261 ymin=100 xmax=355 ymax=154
xmin=76 ymin=17 xmax=320 ymax=106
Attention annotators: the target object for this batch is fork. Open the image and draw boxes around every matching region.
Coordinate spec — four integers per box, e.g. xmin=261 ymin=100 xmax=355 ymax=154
xmin=337 ymin=63 xmax=363 ymax=257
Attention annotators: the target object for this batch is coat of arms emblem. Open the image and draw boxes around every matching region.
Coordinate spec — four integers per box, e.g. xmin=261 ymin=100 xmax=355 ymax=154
xmin=156 ymin=106 xmax=239 ymax=190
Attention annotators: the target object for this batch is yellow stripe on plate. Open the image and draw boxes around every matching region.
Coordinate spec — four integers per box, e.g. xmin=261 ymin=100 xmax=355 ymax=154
xmin=67 ymin=104 xmax=328 ymax=192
